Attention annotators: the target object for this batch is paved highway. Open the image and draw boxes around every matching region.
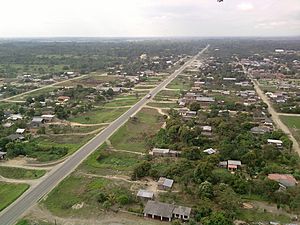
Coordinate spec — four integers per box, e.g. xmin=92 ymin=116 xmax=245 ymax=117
xmin=0 ymin=45 xmax=209 ymax=225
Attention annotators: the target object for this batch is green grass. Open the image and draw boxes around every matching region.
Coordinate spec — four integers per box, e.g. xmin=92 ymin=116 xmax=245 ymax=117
xmin=280 ymin=115 xmax=300 ymax=143
xmin=43 ymin=174 xmax=132 ymax=217
xmin=237 ymin=209 xmax=292 ymax=223
xmin=11 ymin=86 xmax=58 ymax=101
xmin=80 ymin=143 xmax=142 ymax=176
xmin=109 ymin=108 xmax=164 ymax=152
xmin=280 ymin=116 xmax=300 ymax=129
xmin=16 ymin=219 xmax=53 ymax=225
xmin=0 ymin=166 xmax=46 ymax=179
xmin=147 ymin=102 xmax=178 ymax=108
xmin=102 ymin=97 xmax=140 ymax=107
xmin=69 ymin=107 xmax=129 ymax=124
xmin=0 ymin=182 xmax=29 ymax=211
xmin=153 ymin=90 xmax=181 ymax=101
xmin=32 ymin=134 xmax=95 ymax=162
xmin=166 ymin=77 xmax=193 ymax=90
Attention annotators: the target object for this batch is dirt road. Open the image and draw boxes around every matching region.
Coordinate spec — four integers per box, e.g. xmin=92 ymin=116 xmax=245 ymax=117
xmin=243 ymin=65 xmax=300 ymax=156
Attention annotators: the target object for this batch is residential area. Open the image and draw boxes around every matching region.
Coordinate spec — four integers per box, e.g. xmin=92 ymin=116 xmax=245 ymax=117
xmin=0 ymin=39 xmax=299 ymax=225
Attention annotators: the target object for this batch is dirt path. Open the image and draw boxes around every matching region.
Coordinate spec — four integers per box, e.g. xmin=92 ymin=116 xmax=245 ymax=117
xmin=0 ymin=162 xmax=52 ymax=171
xmin=26 ymin=205 xmax=162 ymax=225
xmin=278 ymin=113 xmax=300 ymax=117
xmin=0 ymin=175 xmax=38 ymax=185
xmin=242 ymin=65 xmax=300 ymax=156
xmin=48 ymin=121 xmax=110 ymax=127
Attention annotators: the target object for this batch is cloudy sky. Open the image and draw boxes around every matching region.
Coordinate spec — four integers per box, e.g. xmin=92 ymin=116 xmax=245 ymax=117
xmin=0 ymin=0 xmax=299 ymax=37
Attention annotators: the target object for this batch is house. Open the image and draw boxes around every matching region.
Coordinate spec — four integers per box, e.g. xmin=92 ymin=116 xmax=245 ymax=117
xmin=201 ymin=126 xmax=212 ymax=136
xmin=143 ymin=201 xmax=191 ymax=222
xmin=16 ymin=128 xmax=25 ymax=134
xmin=196 ymin=97 xmax=215 ymax=106
xmin=268 ymin=174 xmax=298 ymax=188
xmin=228 ymin=160 xmax=242 ymax=171
xmin=31 ymin=117 xmax=45 ymax=128
xmin=6 ymin=134 xmax=25 ymax=141
xmin=267 ymin=139 xmax=283 ymax=148
xmin=57 ymin=96 xmax=70 ymax=103
xmin=144 ymin=201 xmax=175 ymax=221
xmin=0 ymin=151 xmax=7 ymax=160
xmin=263 ymin=117 xmax=273 ymax=127
xmin=8 ymin=114 xmax=23 ymax=121
xmin=250 ymin=126 xmax=271 ymax=134
xmin=137 ymin=190 xmax=154 ymax=200
xmin=223 ymin=77 xmax=237 ymax=81
xmin=41 ymin=114 xmax=55 ymax=122
xmin=173 ymin=205 xmax=192 ymax=221
xmin=203 ymin=148 xmax=217 ymax=155
xmin=219 ymin=160 xmax=242 ymax=171
xmin=149 ymin=148 xmax=180 ymax=157
xmin=158 ymin=177 xmax=174 ymax=190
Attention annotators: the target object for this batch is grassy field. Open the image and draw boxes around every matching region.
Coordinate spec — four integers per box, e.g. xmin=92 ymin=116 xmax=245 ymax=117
xmin=10 ymin=86 xmax=59 ymax=101
xmin=79 ymin=143 xmax=143 ymax=176
xmin=280 ymin=115 xmax=300 ymax=143
xmin=147 ymin=102 xmax=178 ymax=108
xmin=16 ymin=220 xmax=53 ymax=225
xmin=237 ymin=209 xmax=292 ymax=223
xmin=102 ymin=97 xmax=140 ymax=107
xmin=166 ymin=76 xmax=193 ymax=90
xmin=69 ymin=107 xmax=129 ymax=124
xmin=280 ymin=115 xmax=300 ymax=129
xmin=42 ymin=173 xmax=135 ymax=217
xmin=32 ymin=134 xmax=95 ymax=161
xmin=0 ymin=182 xmax=29 ymax=211
xmin=109 ymin=108 xmax=164 ymax=152
xmin=0 ymin=167 xmax=46 ymax=179
xmin=153 ymin=90 xmax=181 ymax=101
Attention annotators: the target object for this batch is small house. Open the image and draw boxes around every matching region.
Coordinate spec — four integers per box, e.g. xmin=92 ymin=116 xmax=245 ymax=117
xmin=250 ymin=126 xmax=271 ymax=134
xmin=158 ymin=177 xmax=174 ymax=190
xmin=16 ymin=128 xmax=25 ymax=134
xmin=6 ymin=134 xmax=25 ymax=141
xmin=57 ymin=96 xmax=70 ymax=103
xmin=149 ymin=148 xmax=180 ymax=157
xmin=41 ymin=114 xmax=55 ymax=122
xmin=203 ymin=148 xmax=217 ymax=155
xmin=268 ymin=174 xmax=298 ymax=188
xmin=267 ymin=139 xmax=283 ymax=148
xmin=144 ymin=201 xmax=174 ymax=221
xmin=137 ymin=190 xmax=154 ymax=200
xmin=0 ymin=151 xmax=7 ymax=160
xmin=143 ymin=201 xmax=191 ymax=222
xmin=219 ymin=160 xmax=242 ymax=171
xmin=173 ymin=206 xmax=192 ymax=221
xmin=31 ymin=117 xmax=45 ymax=128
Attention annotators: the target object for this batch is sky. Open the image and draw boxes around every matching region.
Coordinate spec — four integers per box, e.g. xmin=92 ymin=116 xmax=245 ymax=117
xmin=0 ymin=0 xmax=299 ymax=37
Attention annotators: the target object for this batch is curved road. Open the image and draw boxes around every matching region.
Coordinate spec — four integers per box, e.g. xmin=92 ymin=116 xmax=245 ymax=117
xmin=0 ymin=45 xmax=209 ymax=225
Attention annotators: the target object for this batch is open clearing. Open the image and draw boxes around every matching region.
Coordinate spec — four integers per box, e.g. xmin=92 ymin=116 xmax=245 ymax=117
xmin=280 ymin=115 xmax=300 ymax=143
xmin=109 ymin=108 xmax=165 ymax=153
xmin=0 ymin=166 xmax=46 ymax=180
xmin=0 ymin=182 xmax=29 ymax=211
xmin=69 ymin=107 xmax=129 ymax=124
xmin=79 ymin=143 xmax=142 ymax=176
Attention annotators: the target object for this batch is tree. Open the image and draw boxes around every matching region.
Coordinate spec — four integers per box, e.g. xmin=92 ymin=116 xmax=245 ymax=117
xmin=198 ymin=181 xmax=213 ymax=199
xmin=201 ymin=211 xmax=233 ymax=225
xmin=131 ymin=161 xmax=151 ymax=180
xmin=194 ymin=161 xmax=214 ymax=183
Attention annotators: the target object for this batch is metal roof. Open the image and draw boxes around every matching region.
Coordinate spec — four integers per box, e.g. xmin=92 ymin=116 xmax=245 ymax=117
xmin=144 ymin=201 xmax=175 ymax=218
xmin=137 ymin=190 xmax=154 ymax=199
